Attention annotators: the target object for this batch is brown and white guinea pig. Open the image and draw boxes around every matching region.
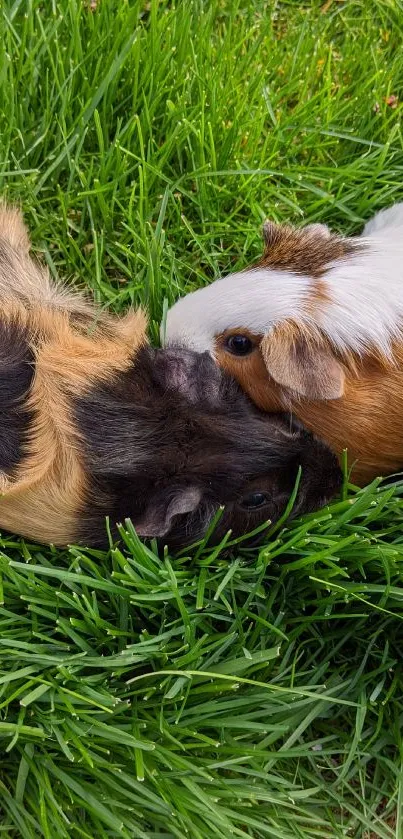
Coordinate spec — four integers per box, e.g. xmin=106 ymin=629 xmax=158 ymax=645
xmin=0 ymin=204 xmax=341 ymax=549
xmin=165 ymin=203 xmax=403 ymax=486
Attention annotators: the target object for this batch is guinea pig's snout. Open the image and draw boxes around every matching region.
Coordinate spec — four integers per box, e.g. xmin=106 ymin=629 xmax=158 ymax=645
xmin=155 ymin=345 xmax=222 ymax=404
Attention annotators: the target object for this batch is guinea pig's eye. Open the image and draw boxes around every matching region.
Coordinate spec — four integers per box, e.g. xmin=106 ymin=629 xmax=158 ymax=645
xmin=225 ymin=334 xmax=253 ymax=356
xmin=240 ymin=491 xmax=270 ymax=510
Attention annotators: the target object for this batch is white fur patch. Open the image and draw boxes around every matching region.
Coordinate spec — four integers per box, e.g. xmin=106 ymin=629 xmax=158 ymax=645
xmin=320 ymin=205 xmax=403 ymax=355
xmin=363 ymin=202 xmax=403 ymax=236
xmin=165 ymin=204 xmax=403 ymax=359
xmin=318 ymin=237 xmax=403 ymax=355
xmin=164 ymin=268 xmax=312 ymax=352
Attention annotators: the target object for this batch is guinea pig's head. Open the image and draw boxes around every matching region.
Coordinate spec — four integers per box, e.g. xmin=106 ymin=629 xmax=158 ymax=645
xmin=74 ymin=346 xmax=341 ymax=549
xmin=164 ymin=221 xmax=364 ymax=414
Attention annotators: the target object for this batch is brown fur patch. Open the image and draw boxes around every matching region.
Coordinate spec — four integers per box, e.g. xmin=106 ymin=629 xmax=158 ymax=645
xmin=257 ymin=220 xmax=362 ymax=278
xmin=216 ymin=327 xmax=403 ymax=485
xmin=306 ymin=277 xmax=333 ymax=316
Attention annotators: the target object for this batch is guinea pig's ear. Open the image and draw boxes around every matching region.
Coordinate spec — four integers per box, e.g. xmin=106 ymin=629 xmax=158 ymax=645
xmin=260 ymin=321 xmax=345 ymax=401
xmin=135 ymin=486 xmax=202 ymax=539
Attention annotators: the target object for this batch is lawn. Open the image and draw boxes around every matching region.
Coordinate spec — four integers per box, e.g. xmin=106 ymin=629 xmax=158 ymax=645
xmin=0 ymin=0 xmax=403 ymax=836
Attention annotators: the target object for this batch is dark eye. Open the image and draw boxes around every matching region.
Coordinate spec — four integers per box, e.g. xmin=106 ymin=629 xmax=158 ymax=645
xmin=240 ymin=491 xmax=270 ymax=509
xmin=225 ymin=334 xmax=253 ymax=356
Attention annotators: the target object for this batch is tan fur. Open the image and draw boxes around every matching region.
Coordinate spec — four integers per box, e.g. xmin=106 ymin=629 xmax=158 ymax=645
xmin=0 ymin=203 xmax=31 ymax=253
xmin=0 ymin=206 xmax=96 ymax=318
xmin=0 ymin=206 xmax=148 ymax=544
xmin=215 ymin=329 xmax=403 ymax=485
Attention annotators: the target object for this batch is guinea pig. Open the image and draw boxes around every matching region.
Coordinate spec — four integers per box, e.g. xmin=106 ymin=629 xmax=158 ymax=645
xmin=0 ymin=204 xmax=341 ymax=548
xmin=164 ymin=203 xmax=403 ymax=486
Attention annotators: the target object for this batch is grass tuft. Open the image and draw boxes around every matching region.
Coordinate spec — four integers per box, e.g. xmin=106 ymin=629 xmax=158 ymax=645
xmin=1 ymin=1 xmax=403 ymax=836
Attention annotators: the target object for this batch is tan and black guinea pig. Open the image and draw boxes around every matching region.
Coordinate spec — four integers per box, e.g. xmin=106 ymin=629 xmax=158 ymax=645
xmin=0 ymin=204 xmax=341 ymax=549
xmin=165 ymin=203 xmax=403 ymax=486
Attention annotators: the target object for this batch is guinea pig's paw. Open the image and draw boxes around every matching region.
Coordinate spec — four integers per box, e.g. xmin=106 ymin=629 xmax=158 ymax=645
xmin=363 ymin=203 xmax=403 ymax=236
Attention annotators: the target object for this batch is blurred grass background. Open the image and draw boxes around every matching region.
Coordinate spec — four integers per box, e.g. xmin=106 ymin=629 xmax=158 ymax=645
xmin=0 ymin=1 xmax=402 ymax=836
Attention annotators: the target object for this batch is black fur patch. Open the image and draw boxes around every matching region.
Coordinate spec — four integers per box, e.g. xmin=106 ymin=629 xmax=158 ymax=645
xmin=73 ymin=345 xmax=342 ymax=549
xmin=0 ymin=319 xmax=35 ymax=473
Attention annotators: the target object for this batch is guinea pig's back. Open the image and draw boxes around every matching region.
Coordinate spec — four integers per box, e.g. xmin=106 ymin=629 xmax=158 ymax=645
xmin=0 ymin=202 xmax=95 ymax=321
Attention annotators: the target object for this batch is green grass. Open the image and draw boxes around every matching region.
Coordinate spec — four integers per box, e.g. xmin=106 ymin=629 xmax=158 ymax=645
xmin=0 ymin=0 xmax=403 ymax=835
